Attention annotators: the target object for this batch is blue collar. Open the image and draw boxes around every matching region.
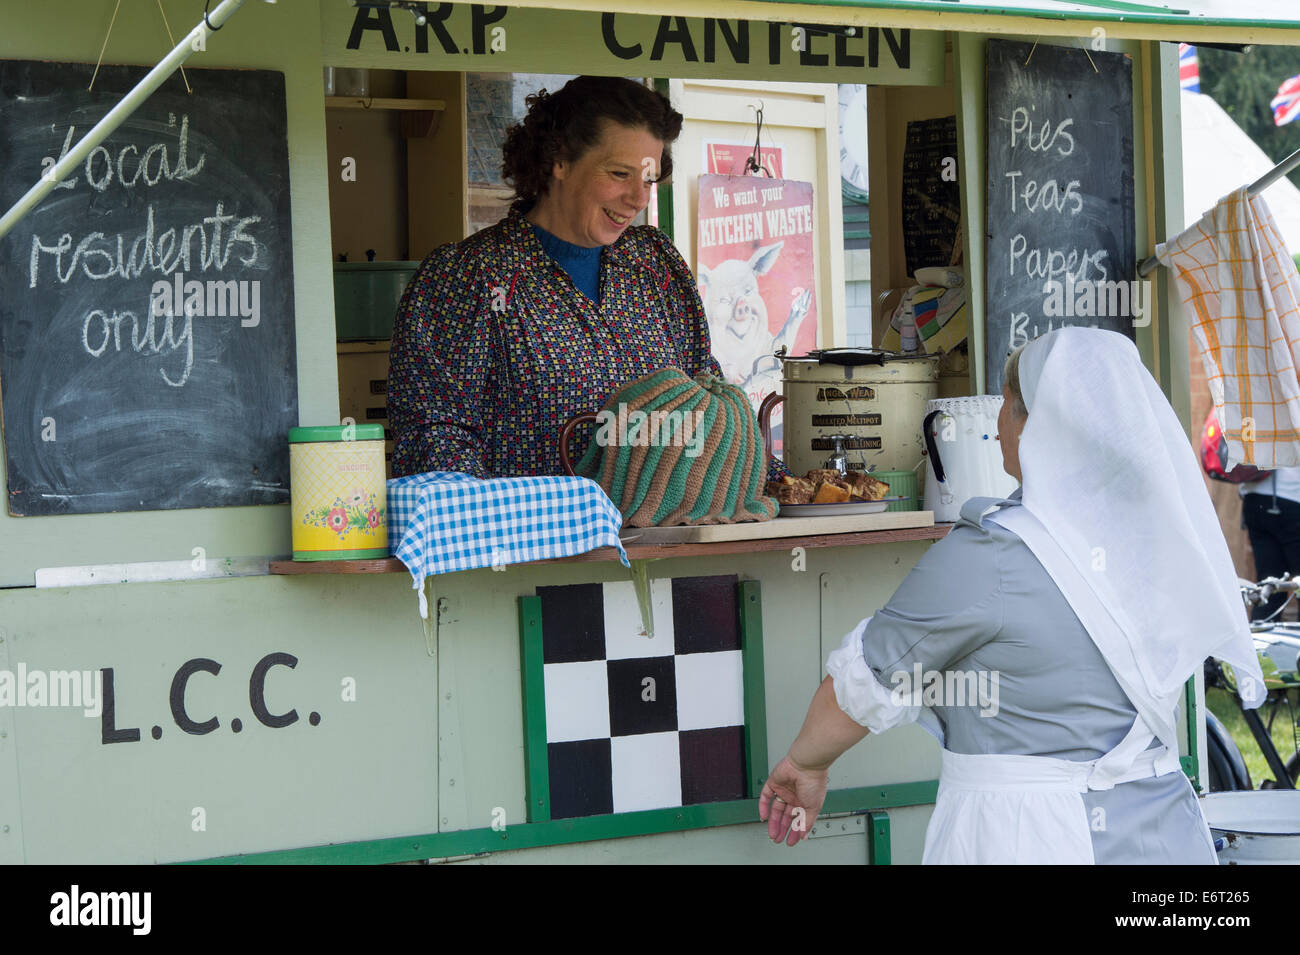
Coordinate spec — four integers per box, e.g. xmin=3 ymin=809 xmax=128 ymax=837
xmin=507 ymin=205 xmax=641 ymax=273
xmin=529 ymin=222 xmax=604 ymax=262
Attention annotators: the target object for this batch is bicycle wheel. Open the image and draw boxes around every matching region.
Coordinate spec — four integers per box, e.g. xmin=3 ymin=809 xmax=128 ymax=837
xmin=1206 ymin=710 xmax=1253 ymax=791
xmin=1262 ymin=687 xmax=1300 ymax=787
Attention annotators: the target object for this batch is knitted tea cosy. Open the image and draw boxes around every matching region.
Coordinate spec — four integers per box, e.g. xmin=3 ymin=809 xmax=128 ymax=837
xmin=574 ymin=368 xmax=778 ymax=528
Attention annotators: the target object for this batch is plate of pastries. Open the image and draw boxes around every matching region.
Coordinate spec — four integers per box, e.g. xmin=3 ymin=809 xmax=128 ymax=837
xmin=764 ymin=469 xmax=905 ymax=516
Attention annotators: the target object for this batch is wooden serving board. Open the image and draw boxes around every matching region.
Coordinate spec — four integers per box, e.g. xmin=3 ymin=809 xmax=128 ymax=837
xmin=627 ymin=509 xmax=934 ymax=545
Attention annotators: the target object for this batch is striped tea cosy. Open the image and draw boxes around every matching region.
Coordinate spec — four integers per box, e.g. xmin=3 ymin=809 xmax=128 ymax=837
xmin=574 ymin=367 xmax=778 ymax=528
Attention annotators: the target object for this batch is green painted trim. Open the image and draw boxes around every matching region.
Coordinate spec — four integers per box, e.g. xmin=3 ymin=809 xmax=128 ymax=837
xmin=1060 ymin=0 xmax=1185 ymax=15
xmin=1130 ymin=39 xmax=1156 ymax=384
xmin=1146 ymin=39 xmax=1180 ymax=413
xmin=657 ymin=167 xmax=674 ymax=240
xmin=745 ymin=0 xmax=1300 ymax=30
xmin=518 ymin=595 xmax=551 ymax=823
xmin=823 ymin=780 xmax=939 ymax=812
xmin=288 ymin=424 xmax=384 ymax=443
xmin=186 ymin=781 xmax=940 ymax=864
xmin=841 ymin=180 xmax=870 ymax=205
xmin=292 ymin=548 xmax=389 ymax=560
xmin=842 ymin=203 xmax=871 ymax=242
xmin=739 ymin=578 xmax=770 ymax=797
xmin=1183 ymin=674 xmax=1201 ymax=791
xmin=952 ymin=32 xmax=987 ymax=394
xmin=867 ymin=810 xmax=891 ymax=865
xmin=654 ymin=77 xmax=675 ymax=241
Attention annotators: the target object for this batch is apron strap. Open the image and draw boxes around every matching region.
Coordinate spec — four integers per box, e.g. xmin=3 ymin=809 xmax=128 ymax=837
xmin=1086 ymin=716 xmax=1180 ymax=790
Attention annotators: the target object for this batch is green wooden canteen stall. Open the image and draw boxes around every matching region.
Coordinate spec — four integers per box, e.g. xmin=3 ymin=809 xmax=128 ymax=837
xmin=0 ymin=0 xmax=1295 ymax=864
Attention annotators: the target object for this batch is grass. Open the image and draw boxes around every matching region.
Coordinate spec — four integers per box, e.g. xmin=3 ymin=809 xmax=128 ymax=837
xmin=1205 ymin=686 xmax=1300 ymax=787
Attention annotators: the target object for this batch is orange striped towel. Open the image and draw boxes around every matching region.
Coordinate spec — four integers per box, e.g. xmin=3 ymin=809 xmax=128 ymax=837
xmin=1157 ymin=186 xmax=1300 ymax=468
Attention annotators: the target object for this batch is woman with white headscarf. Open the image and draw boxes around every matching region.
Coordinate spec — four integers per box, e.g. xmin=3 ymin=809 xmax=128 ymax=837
xmin=760 ymin=326 xmax=1265 ymax=864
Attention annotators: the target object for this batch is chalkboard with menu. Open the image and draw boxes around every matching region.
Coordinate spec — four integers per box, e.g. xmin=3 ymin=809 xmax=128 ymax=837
xmin=0 ymin=62 xmax=297 ymax=516
xmin=984 ymin=39 xmax=1136 ymax=395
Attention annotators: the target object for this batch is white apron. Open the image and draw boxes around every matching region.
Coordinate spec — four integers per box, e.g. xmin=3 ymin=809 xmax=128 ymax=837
xmin=921 ymin=726 xmax=1187 ymax=864
xmin=919 ymin=500 xmax=1202 ymax=865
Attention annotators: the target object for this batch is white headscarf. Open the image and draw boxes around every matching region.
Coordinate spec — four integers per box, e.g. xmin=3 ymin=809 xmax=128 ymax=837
xmin=1010 ymin=327 xmax=1264 ymax=717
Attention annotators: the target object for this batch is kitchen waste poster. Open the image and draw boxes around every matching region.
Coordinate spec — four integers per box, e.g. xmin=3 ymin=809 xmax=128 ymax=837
xmin=696 ymin=173 xmax=817 ymax=457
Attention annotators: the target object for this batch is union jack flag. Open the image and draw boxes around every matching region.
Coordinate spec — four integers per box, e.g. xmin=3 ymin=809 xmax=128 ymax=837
xmin=1272 ymin=73 xmax=1300 ymax=127
xmin=1178 ymin=43 xmax=1200 ymax=93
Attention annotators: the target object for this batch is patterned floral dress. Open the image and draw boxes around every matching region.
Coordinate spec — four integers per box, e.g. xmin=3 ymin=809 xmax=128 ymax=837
xmin=388 ymin=207 xmax=724 ymax=479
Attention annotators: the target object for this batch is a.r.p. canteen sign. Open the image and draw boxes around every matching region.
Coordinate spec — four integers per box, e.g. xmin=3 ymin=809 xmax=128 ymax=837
xmin=322 ymin=4 xmax=944 ymax=86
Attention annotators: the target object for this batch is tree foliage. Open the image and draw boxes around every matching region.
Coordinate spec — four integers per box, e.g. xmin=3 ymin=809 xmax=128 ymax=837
xmin=1199 ymin=45 xmax=1300 ymax=188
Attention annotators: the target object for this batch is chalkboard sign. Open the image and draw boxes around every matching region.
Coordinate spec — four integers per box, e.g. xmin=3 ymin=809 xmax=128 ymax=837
xmin=902 ymin=115 xmax=960 ymax=276
xmin=984 ymin=39 xmax=1135 ymax=395
xmin=0 ymin=62 xmax=297 ymax=516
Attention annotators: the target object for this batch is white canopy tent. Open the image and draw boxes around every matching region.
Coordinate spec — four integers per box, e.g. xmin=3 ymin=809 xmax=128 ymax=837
xmin=1181 ymin=90 xmax=1300 ymax=254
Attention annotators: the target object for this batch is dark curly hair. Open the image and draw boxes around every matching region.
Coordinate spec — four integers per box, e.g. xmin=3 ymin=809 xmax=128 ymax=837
xmin=501 ymin=76 xmax=683 ymax=214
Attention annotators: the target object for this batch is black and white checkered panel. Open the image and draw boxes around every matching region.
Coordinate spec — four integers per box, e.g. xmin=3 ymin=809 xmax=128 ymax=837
xmin=538 ymin=574 xmax=747 ymax=819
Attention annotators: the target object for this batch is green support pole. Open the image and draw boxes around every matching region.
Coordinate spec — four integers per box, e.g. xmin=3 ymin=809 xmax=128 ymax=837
xmin=866 ymin=810 xmax=891 ymax=865
xmin=518 ymin=595 xmax=551 ymax=823
xmin=739 ymin=579 xmax=770 ymax=797
xmin=1182 ymin=675 xmax=1200 ymax=791
xmin=653 ymin=77 xmax=674 ymax=240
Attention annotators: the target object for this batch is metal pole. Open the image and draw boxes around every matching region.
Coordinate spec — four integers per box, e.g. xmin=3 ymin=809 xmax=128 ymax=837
xmin=1246 ymin=145 xmax=1300 ymax=197
xmin=1138 ymin=145 xmax=1300 ymax=277
xmin=0 ymin=0 xmax=249 ymax=243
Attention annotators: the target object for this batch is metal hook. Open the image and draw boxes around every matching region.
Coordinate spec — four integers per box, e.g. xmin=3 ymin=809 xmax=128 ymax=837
xmin=746 ymin=102 xmax=769 ymax=177
xmin=203 ymin=0 xmax=223 ymax=32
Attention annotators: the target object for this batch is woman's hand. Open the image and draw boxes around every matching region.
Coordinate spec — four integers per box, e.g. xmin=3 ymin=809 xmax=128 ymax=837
xmin=759 ymin=754 xmax=829 ymax=847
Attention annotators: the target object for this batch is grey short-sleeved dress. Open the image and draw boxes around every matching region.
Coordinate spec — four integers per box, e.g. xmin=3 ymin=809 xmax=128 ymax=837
xmin=859 ymin=488 xmax=1216 ymax=864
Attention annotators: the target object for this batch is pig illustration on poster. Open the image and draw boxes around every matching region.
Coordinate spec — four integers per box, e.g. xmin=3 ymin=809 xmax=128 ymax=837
xmin=699 ymin=241 xmax=811 ymax=388
xmin=696 ymin=174 xmax=818 ymax=454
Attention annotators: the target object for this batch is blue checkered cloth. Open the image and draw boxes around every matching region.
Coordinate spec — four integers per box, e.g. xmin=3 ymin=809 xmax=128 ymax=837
xmin=387 ymin=471 xmax=630 ymax=617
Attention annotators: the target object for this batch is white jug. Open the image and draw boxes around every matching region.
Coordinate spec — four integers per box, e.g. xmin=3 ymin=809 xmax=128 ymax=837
xmin=922 ymin=396 xmax=1019 ymax=522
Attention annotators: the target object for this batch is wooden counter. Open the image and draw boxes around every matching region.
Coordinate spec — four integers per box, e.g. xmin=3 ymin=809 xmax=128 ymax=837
xmin=269 ymin=522 xmax=954 ymax=574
